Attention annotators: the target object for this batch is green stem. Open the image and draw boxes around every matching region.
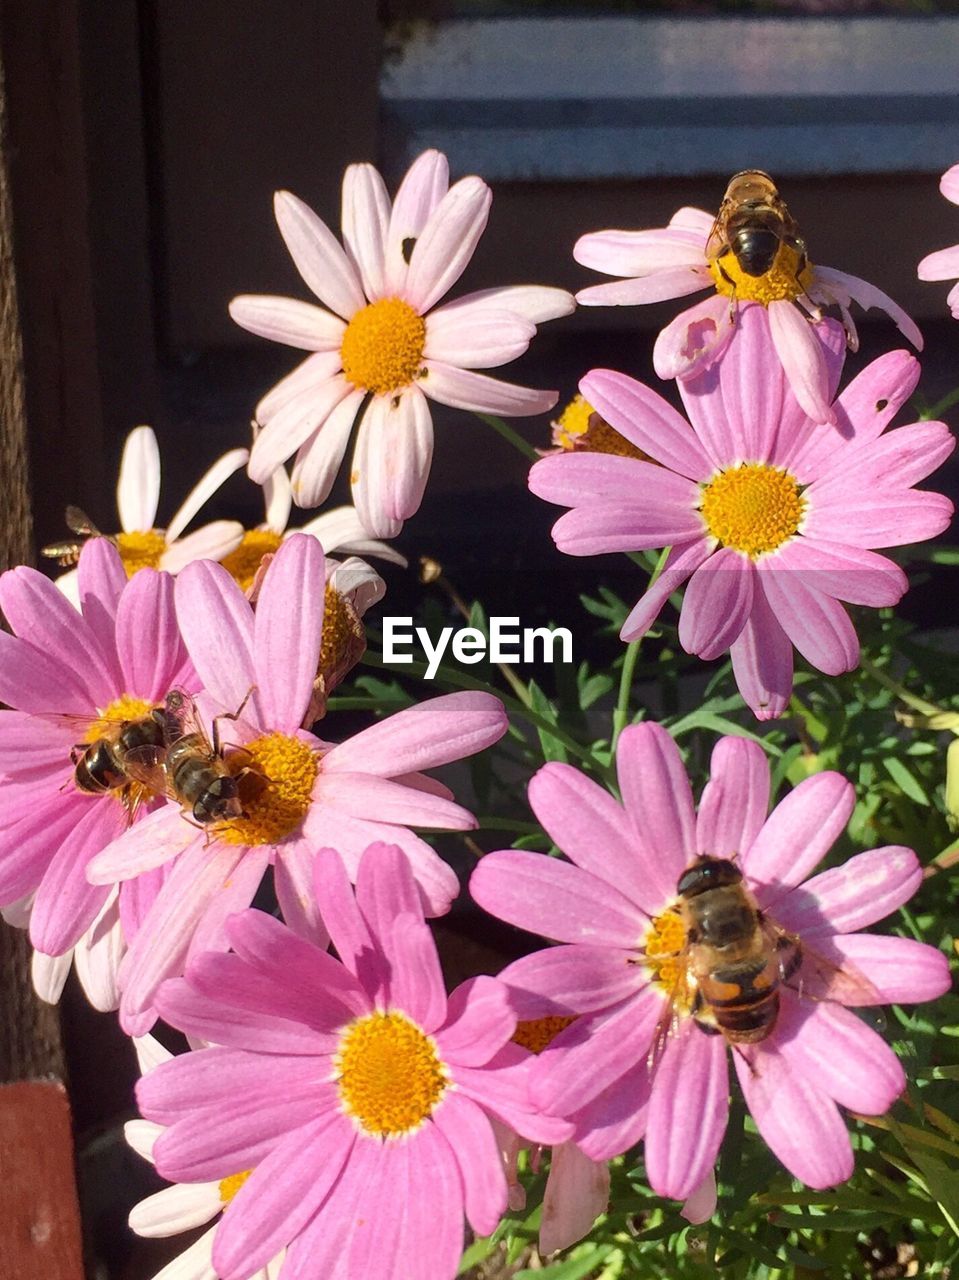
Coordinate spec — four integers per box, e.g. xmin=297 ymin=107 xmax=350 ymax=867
xmin=923 ymin=385 xmax=959 ymax=421
xmin=475 ymin=413 xmax=538 ymax=462
xmin=610 ymin=546 xmax=671 ymax=750
xmin=859 ymin=655 xmax=942 ymax=718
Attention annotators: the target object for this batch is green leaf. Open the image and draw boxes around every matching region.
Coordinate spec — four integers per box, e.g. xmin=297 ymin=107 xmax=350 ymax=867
xmin=882 ymin=755 xmax=930 ymax=806
xmin=513 ymin=1244 xmax=614 ymax=1279
xmin=528 ymin=679 xmax=569 ymax=764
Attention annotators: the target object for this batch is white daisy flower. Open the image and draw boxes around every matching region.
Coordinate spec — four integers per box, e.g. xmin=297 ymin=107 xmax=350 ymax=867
xmin=230 ymin=148 xmax=574 ymax=536
xmin=2 ymin=890 xmax=125 ymax=1011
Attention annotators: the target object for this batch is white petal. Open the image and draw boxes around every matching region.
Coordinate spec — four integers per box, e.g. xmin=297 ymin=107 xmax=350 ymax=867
xmin=1 ymin=892 xmax=34 ymax=929
xmin=124 ymin=1118 xmax=164 ymax=1163
xmin=813 ymin=264 xmax=923 ymax=350
xmin=54 ymin=570 xmax=82 ymax=607
xmin=351 ymin=398 xmax=404 ymax=539
xmin=384 ymin=149 xmax=450 ymax=295
xmin=166 ymin=449 xmax=249 ymax=542
xmin=273 ymin=190 xmax=365 ymax=319
xmin=145 ymin=1225 xmax=218 ymax=1280
xmin=425 ymin=305 xmax=535 ymax=368
xmin=129 ymin=1182 xmax=222 ymax=1238
xmin=256 ymin=351 xmax=345 ymax=423
xmin=341 ymin=163 xmax=390 ymax=300
xmin=74 ymin=891 xmax=124 ymax=1011
xmin=228 ymin=295 xmax=346 ymax=350
xmin=288 ymin=388 xmax=365 ymax=510
xmin=298 ymin=506 xmax=407 ymax=565
xmin=421 ymin=361 xmax=557 ymax=416
xmin=133 ymin=1034 xmax=174 ymax=1075
xmin=434 ymin=284 xmax=575 ymax=324
xmin=249 ymin=373 xmax=353 ymax=484
xmin=117 ymin=426 xmax=161 ymax=532
xmin=261 ymin=463 xmax=293 ymax=533
xmin=404 ymin=175 xmax=492 ymax=314
xmin=326 ymin=555 xmax=387 ymax=614
xmin=160 ymin=521 xmax=244 ymax=574
xmin=32 ymin=949 xmax=72 ymax=1005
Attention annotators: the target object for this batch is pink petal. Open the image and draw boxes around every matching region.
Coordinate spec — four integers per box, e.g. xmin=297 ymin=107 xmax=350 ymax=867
xmin=579 ymin=368 xmax=712 ymax=481
xmin=87 ymin=805 xmax=190 ymax=884
xmin=653 ymin=293 xmax=733 ymax=381
xmin=336 ymin=1138 xmax=418 ymax=1280
xmin=249 ymin=374 xmax=353 ymax=483
xmin=184 ymin=847 xmax=272 ymax=966
xmin=696 ymin=736 xmax=770 ymax=861
xmin=773 ymin=994 xmax=904 ymax=1115
xmin=386 ymin=913 xmax=448 ymax=1030
xmin=436 ymin=975 xmax=516 ymax=1065
xmin=115 ymin=569 xmax=185 ymax=703
xmin=312 ymin=846 xmax=378 ymax=986
xmin=681 ymin=1171 xmax=718 ymax=1225
xmin=526 ymin=762 xmax=646 ymax=906
xmin=29 ymin=801 xmax=122 ymax=954
xmin=214 ymin=1110 xmax=355 ymax=1280
xmin=322 ymin=690 xmax=506 ymax=776
xmin=77 ymin=539 xmax=126 ymax=653
xmin=620 ymin=539 xmax=713 ymax=642
xmin=679 ymin=549 xmax=754 ymax=660
xmin=767 ymin=300 xmax=836 ymax=427
xmin=551 ymin=501 xmax=705 ymax=556
xmin=813 ymin=265 xmax=923 ymax=350
xmin=273 ymin=189 xmax=365 ymax=319
xmin=540 ymin=1143 xmax=610 ymax=1254
xmin=773 ymin=846 xmax=921 ymax=937
xmin=617 ymin=723 xmax=696 ymax=903
xmin=576 ymin=268 xmax=711 ymax=307
xmin=0 ymin=710 xmax=75 ymax=779
xmin=0 ymin=794 xmax=93 ymax=906
xmin=433 ymin=1091 xmax=506 ymax=1236
xmin=803 ymin=932 xmax=951 ymax=1005
xmin=254 ymin=534 xmax=325 ymax=732
xmin=757 ymin=566 xmax=859 ymax=676
xmin=571 ymin=1059 xmax=650 ymax=1162
xmin=437 ymin=284 xmax=574 ymax=324
xmin=729 ymin=582 xmax=794 ymax=720
xmin=275 ymin=841 xmax=330 ymax=949
xmin=425 ymin=304 xmax=534 ymax=368
xmin=421 ymin=361 xmax=557 ymax=417
xmin=404 ymin=175 xmax=491 ymax=314
xmin=228 ymin=294 xmax=346 ymax=350
xmin=646 ymin=1023 xmax=728 ymax=1200
xmin=289 ymin=387 xmax=365 ymax=509
xmin=529 ymin=451 xmax=699 ymax=510
xmin=736 ymin=1042 xmax=853 ymax=1189
xmin=766 ymin=539 xmax=907 ymax=608
xmin=382 ymin=150 xmax=450 ymax=295
xmin=917 ymin=243 xmax=959 ymax=282
xmin=498 ymin=944 xmax=647 ymax=1015
xmin=174 ymin=560 xmax=260 ymax=722
xmin=574 ymin=227 xmax=708 ymax=276
xmin=319 ymin=771 xmax=474 ymax=831
xmin=802 ymin=489 xmax=954 ymax=549
xmin=341 ymin=162 xmax=390 ymax=301
xmin=741 ymin=772 xmax=854 ymax=907
xmin=457 ymin=1050 xmax=573 ymax=1147
xmin=531 ymin=988 xmax=663 ymax=1115
xmin=280 ymin=1138 xmax=380 ymax=1280
xmin=470 ymin=849 xmax=648 ymax=948
xmin=810 ymin=421 xmax=955 ymax=497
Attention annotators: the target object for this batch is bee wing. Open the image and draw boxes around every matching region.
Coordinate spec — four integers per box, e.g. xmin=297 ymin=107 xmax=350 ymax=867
xmin=645 ymin=954 xmax=697 ymax=1073
xmin=759 ymin=918 xmax=886 ymax=1012
xmin=120 ymin=744 xmax=176 ymax=802
xmin=704 ymin=205 xmax=729 ymax=262
xmin=161 ymin=689 xmax=213 ymax=749
xmin=64 ymin=505 xmax=102 ymax=537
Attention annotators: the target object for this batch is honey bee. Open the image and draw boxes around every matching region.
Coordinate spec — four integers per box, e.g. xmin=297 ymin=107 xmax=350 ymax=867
xmin=706 ymin=170 xmax=808 ymax=292
xmin=650 ymin=855 xmax=879 ymax=1057
xmin=42 ymin=506 xmax=111 ymax=567
xmin=70 ymin=707 xmax=167 ymax=817
xmin=124 ymin=689 xmax=262 ymax=826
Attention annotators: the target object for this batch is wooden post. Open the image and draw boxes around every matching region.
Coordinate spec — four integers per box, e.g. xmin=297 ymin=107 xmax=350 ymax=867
xmin=0 ymin=32 xmax=85 ymax=1280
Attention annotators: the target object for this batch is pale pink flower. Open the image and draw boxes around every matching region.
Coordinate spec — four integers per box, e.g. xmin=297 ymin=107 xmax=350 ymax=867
xmin=126 ymin=1036 xmax=284 ymax=1280
xmin=229 ymin=149 xmax=574 ymax=535
xmin=87 ymin=534 xmax=507 ymax=1034
xmin=575 ymin=202 xmax=922 ymax=425
xmin=136 ymin=844 xmax=570 ymax=1280
xmin=529 ymin=307 xmax=954 ymax=719
xmin=55 ymin=425 xmax=247 ymax=603
xmin=472 ymin=725 xmax=950 ymax=1202
xmin=0 ymin=541 xmax=194 ymax=972
xmin=917 ymin=163 xmax=959 ymax=318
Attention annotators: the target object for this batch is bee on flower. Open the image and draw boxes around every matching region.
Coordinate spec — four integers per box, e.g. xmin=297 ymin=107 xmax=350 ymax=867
xmin=574 ymin=170 xmax=922 ymax=426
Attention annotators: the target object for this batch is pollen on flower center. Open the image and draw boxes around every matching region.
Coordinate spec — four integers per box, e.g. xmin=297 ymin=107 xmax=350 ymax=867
xmin=216 ymin=732 xmax=317 ymax=847
xmin=82 ymin=694 xmax=157 ymax=744
xmin=708 ymin=240 xmax=814 ymax=305
xmin=219 ymin=529 xmax=284 ymax=593
xmin=318 ymin=582 xmax=363 ymax=683
xmin=644 ymin=907 xmax=694 ymax=1013
xmin=552 ymin=394 xmax=651 ymax=461
xmin=218 ymin=1170 xmax=253 ymax=1204
xmin=335 ymin=1011 xmax=448 ymax=1136
xmin=512 ymin=1015 xmax=578 ymax=1055
xmin=700 ymin=463 xmax=804 ymax=558
xmin=340 ymin=296 xmax=426 ymax=396
xmin=115 ymin=530 xmax=167 ymax=576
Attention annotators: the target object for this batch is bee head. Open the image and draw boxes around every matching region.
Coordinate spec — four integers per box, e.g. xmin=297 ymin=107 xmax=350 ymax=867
xmin=676 ymin=856 xmax=742 ymax=899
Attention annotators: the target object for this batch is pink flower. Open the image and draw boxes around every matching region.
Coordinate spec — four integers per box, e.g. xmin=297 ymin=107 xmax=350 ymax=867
xmin=471 ymin=724 xmax=950 ymax=1201
xmin=87 ymin=534 xmax=507 ymax=1033
xmin=136 ymin=844 xmax=570 ymax=1280
xmin=529 ymin=307 xmax=955 ymax=719
xmin=0 ymin=541 xmax=194 ymax=969
xmin=575 ymin=199 xmax=922 ymax=425
xmin=229 ymin=149 xmax=574 ymax=535
xmin=917 ymin=163 xmax=959 ymax=318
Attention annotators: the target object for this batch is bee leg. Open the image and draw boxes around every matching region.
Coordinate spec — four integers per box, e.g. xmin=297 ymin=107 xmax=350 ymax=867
xmin=211 ymin=685 xmax=258 ymax=754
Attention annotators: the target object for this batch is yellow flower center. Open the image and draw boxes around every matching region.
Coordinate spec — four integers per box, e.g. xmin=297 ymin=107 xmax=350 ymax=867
xmin=115 ymin=530 xmax=167 ymax=576
xmin=708 ymin=241 xmax=814 ymax=305
xmin=219 ymin=529 xmax=284 ymax=593
xmin=552 ymin=395 xmax=651 ymax=461
xmin=340 ymin=297 xmax=426 ymax=396
xmin=335 ymin=1011 xmax=448 ymax=1137
xmin=82 ymin=694 xmax=156 ymax=744
xmin=218 ymin=1170 xmax=253 ymax=1204
xmin=700 ymin=463 xmax=804 ymax=558
xmin=216 ymin=732 xmax=318 ymax=846
xmin=512 ymin=1015 xmax=578 ymax=1055
xmin=318 ymin=583 xmax=362 ymax=684
xmin=644 ymin=907 xmax=694 ymax=1014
